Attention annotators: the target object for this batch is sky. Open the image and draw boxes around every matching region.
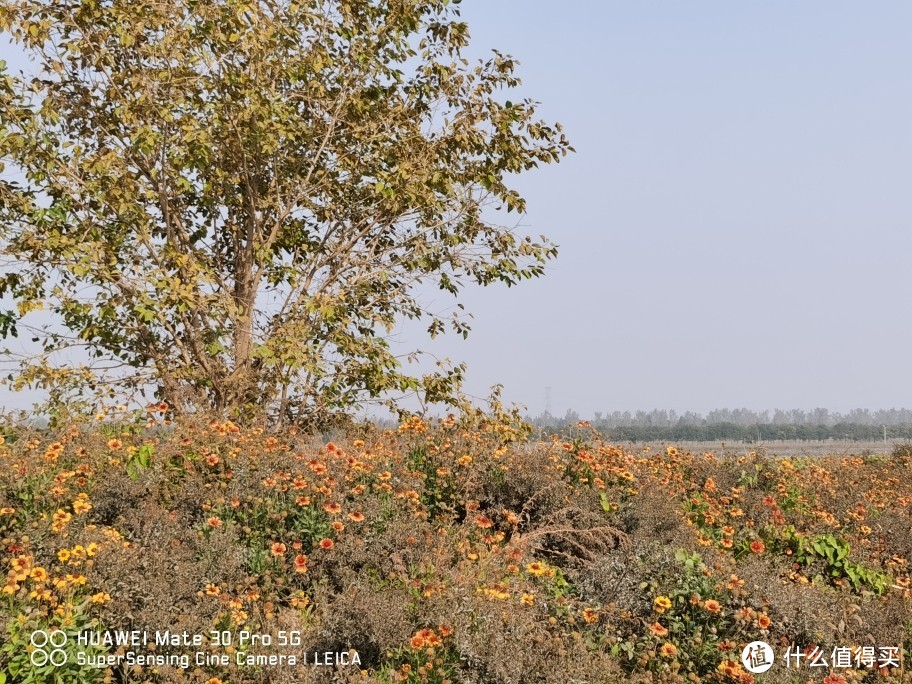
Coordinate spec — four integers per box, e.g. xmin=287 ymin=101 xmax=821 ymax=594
xmin=2 ymin=2 xmax=911 ymax=418
xmin=393 ymin=0 xmax=912 ymax=417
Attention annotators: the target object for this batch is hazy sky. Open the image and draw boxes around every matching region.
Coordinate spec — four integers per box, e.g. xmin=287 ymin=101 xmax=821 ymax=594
xmin=397 ymin=1 xmax=912 ymax=416
xmin=2 ymin=2 xmax=911 ymax=417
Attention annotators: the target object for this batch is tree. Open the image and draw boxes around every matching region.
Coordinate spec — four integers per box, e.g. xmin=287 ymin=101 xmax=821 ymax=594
xmin=0 ymin=0 xmax=571 ymax=424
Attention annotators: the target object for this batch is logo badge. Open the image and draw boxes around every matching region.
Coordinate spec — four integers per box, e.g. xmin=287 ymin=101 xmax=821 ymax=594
xmin=741 ymin=640 xmax=774 ymax=673
xmin=29 ymin=630 xmax=69 ymax=667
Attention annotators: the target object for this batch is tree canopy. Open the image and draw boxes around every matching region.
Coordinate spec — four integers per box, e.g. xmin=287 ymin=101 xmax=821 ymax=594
xmin=0 ymin=0 xmax=571 ymax=424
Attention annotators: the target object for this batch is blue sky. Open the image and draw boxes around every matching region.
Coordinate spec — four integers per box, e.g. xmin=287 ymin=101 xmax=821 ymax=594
xmin=2 ymin=2 xmax=911 ymax=417
xmin=399 ymin=1 xmax=912 ymax=416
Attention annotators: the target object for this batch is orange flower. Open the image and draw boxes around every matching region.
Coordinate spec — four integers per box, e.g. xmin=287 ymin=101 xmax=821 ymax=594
xmin=749 ymin=540 xmax=766 ymax=554
xmin=331 ymin=521 xmax=345 ymax=532
xmin=438 ymin=624 xmax=452 ymax=637
xmin=318 ymin=538 xmax=334 ymax=550
xmin=205 ymin=454 xmax=220 ymax=467
xmin=107 ymin=438 xmax=123 ymax=451
xmin=756 ymin=613 xmax=771 ymax=629
xmin=409 ymin=628 xmax=438 ymax=649
xmin=271 ymin=542 xmax=287 ymax=557
xmin=207 ymin=516 xmax=223 ymax=528
xmin=474 ymin=515 xmax=494 ymax=529
xmin=322 ymin=502 xmax=342 ymax=515
xmin=581 ymin=607 xmax=598 ymax=623
xmin=660 ymin=642 xmax=678 ymax=658
xmin=648 ymin=622 xmax=668 ymax=637
xmin=347 ymin=511 xmax=365 ymax=522
xmin=703 ymin=599 xmax=722 ymax=614
xmin=293 ymin=554 xmax=309 ymax=573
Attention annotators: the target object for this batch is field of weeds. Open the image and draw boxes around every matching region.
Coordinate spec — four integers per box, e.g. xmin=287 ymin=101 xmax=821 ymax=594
xmin=1 ymin=408 xmax=911 ymax=684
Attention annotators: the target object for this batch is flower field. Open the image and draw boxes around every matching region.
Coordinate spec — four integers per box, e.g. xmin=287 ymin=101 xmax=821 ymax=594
xmin=1 ymin=408 xmax=911 ymax=683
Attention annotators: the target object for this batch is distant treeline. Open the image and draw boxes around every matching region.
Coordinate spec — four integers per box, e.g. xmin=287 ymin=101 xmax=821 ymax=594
xmin=526 ymin=407 xmax=912 ymax=442
xmin=570 ymin=423 xmax=912 ymax=443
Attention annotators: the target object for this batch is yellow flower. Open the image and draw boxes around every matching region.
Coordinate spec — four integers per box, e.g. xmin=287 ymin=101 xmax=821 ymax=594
xmin=520 ymin=593 xmax=535 ymax=606
xmin=653 ymin=596 xmax=672 ymax=614
xmin=660 ymin=642 xmax=678 ymax=658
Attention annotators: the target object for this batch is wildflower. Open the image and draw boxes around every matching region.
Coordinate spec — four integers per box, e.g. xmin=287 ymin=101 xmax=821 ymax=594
xmin=347 ymin=511 xmax=365 ymax=522
xmin=749 ymin=540 xmax=766 ymax=554
xmin=30 ymin=567 xmax=49 ymax=583
xmin=271 ymin=542 xmax=287 ymax=557
xmin=107 ymin=438 xmax=123 ymax=450
xmin=648 ymin=622 xmax=668 ymax=637
xmin=331 ymin=521 xmax=345 ymax=532
xmin=72 ymin=498 xmax=92 ymax=515
xmin=0 ymin=507 xmax=14 ymax=515
xmin=520 ymin=593 xmax=535 ymax=606
xmin=85 ymin=543 xmax=99 ymax=557
xmin=756 ymin=614 xmax=771 ymax=629
xmin=582 ymin=607 xmax=599 ymax=623
xmin=204 ymin=583 xmax=221 ymax=596
xmin=457 ymin=455 xmax=472 ymax=466
xmin=57 ymin=549 xmax=71 ymax=563
xmin=91 ymin=592 xmax=111 ymax=604
xmin=526 ymin=562 xmax=549 ymax=577
xmin=295 ymin=496 xmax=311 ymax=506
xmin=290 ymin=592 xmax=310 ymax=609
xmin=703 ymin=599 xmax=722 ymax=614
xmin=293 ymin=554 xmax=309 ymax=573
xmin=717 ymin=639 xmax=736 ymax=651
xmin=205 ymin=454 xmax=220 ymax=467
xmin=322 ymin=502 xmax=342 ymax=515
xmin=438 ymin=625 xmax=452 ymax=637
xmin=660 ymin=642 xmax=678 ymax=658
xmin=822 ymin=676 xmax=847 ymax=684
xmin=474 ymin=515 xmax=494 ymax=529
xmin=653 ymin=596 xmax=672 ymax=614
xmin=203 ymin=679 xmax=223 ymax=684
xmin=318 ymin=538 xmax=334 ymax=550
xmin=207 ymin=517 xmax=223 ymax=529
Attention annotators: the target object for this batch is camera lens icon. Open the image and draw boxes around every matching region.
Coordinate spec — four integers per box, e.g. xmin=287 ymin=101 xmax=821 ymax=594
xmin=29 ymin=630 xmax=68 ymax=667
